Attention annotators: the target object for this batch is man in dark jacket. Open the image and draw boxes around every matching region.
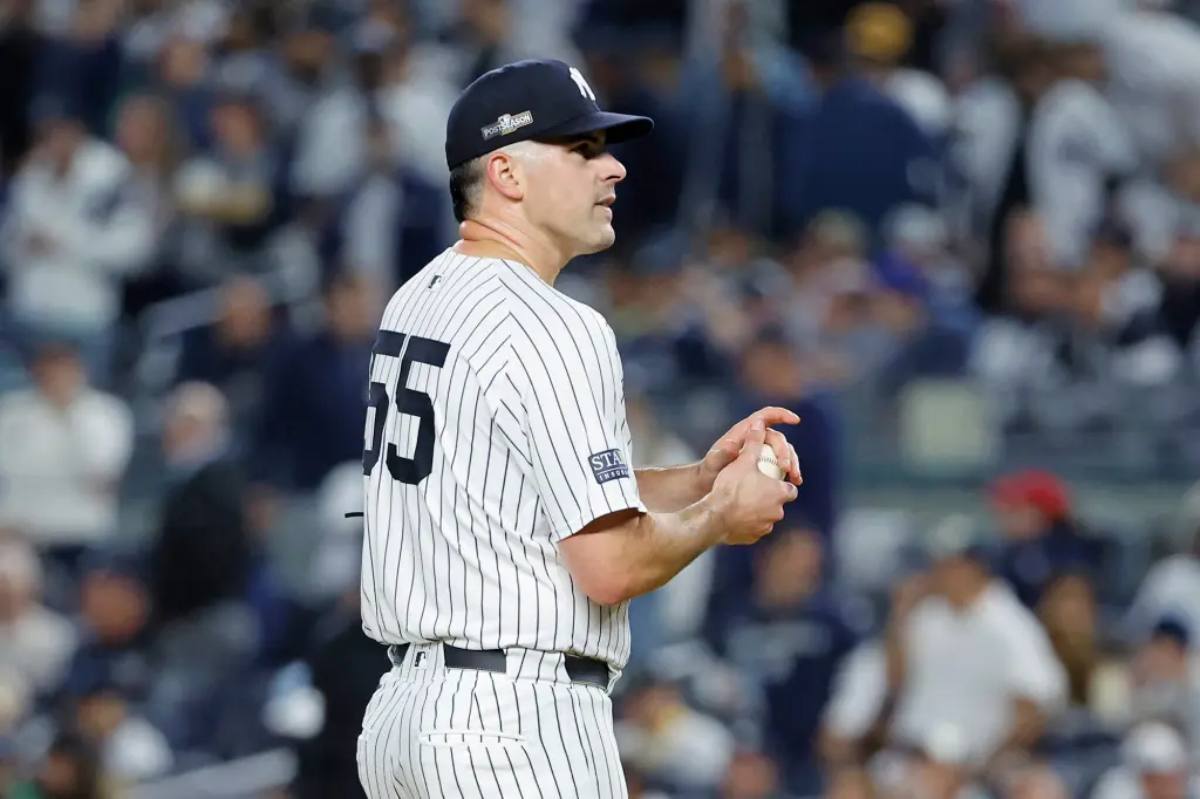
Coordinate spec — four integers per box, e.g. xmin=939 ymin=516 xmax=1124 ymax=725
xmin=152 ymin=382 xmax=251 ymax=624
xmin=255 ymin=271 xmax=378 ymax=491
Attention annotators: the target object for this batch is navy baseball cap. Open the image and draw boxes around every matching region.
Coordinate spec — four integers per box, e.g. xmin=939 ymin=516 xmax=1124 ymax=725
xmin=445 ymin=59 xmax=653 ymax=169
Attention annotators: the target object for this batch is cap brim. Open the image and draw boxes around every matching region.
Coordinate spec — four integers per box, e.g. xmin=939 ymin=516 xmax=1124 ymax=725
xmin=537 ymin=111 xmax=654 ymax=144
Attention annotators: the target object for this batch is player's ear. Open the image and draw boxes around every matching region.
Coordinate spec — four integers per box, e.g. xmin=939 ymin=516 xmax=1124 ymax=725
xmin=485 ymin=150 xmax=524 ymax=203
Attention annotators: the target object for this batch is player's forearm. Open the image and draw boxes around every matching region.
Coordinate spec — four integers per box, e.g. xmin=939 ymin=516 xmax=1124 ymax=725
xmin=633 ymin=464 xmax=708 ymax=512
xmin=562 ymin=494 xmax=727 ymax=606
xmin=603 ymin=497 xmax=725 ymax=603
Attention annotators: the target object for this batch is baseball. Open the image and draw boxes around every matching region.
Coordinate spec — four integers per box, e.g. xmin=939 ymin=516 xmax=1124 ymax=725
xmin=756 ymin=447 xmax=786 ymax=480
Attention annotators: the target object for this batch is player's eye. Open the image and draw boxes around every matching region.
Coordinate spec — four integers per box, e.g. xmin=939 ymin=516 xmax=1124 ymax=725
xmin=571 ymin=141 xmax=603 ymax=159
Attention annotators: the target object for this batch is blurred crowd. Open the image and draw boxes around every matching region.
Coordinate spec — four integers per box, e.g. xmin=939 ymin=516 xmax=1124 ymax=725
xmin=2 ymin=0 xmax=1200 ymax=797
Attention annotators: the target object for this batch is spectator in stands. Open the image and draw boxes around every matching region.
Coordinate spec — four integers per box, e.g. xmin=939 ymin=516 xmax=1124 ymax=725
xmin=0 ymin=97 xmax=157 ymax=377
xmin=173 ymin=89 xmax=277 ymax=281
xmin=874 ymin=204 xmax=978 ymax=387
xmin=152 ymin=34 xmax=214 ymax=152
xmin=614 ymin=674 xmax=735 ymax=794
xmin=844 ymin=2 xmax=951 ymax=139
xmin=782 ymin=210 xmax=904 ymax=387
xmin=318 ymin=114 xmax=446 ymax=291
xmin=705 ymin=331 xmax=842 ymax=664
xmin=1024 ymin=0 xmax=1200 ymax=171
xmin=1127 ymin=491 xmax=1200 ymax=650
xmin=990 ymin=469 xmax=1104 ymax=608
xmin=1092 ymin=721 xmax=1199 ymax=799
xmin=778 ymin=24 xmax=937 ymax=239
xmin=881 ymin=515 xmax=1067 ymax=779
xmin=205 ymin=7 xmax=283 ymax=118
xmin=1128 ymin=617 xmax=1200 ymax=759
xmin=1024 ymin=38 xmax=1135 ymax=273
xmin=255 ymin=271 xmax=380 ymax=491
xmin=8 ymin=731 xmax=115 ymax=799
xmin=111 ymin=91 xmax=185 ymax=316
xmin=820 ymin=636 xmax=890 ymax=771
xmin=150 ymin=381 xmax=251 ymax=626
xmin=625 ymin=764 xmax=671 ymax=799
xmin=175 ymin=275 xmax=284 ymax=437
xmin=447 ymin=0 xmax=580 ymax=87
xmin=1069 ymin=220 xmax=1180 ymax=390
xmin=34 ymin=0 xmax=124 ymax=133
xmin=953 ymin=37 xmax=1056 ymax=316
xmin=293 ymin=576 xmax=383 ymax=798
xmin=0 ymin=341 xmax=133 ymax=581
xmin=1121 ymin=143 xmax=1200 ymax=272
xmin=156 ymin=385 xmax=297 ymax=682
xmin=705 ymin=525 xmax=862 ymax=794
xmin=1146 ymin=148 xmax=1200 ymax=361
xmin=290 ymin=11 xmax=457 ymax=200
xmin=112 ymin=91 xmax=177 ymax=226
xmin=676 ymin=0 xmax=810 ymax=239
xmin=807 ymin=243 xmax=922 ymax=388
xmin=732 ymin=329 xmax=841 ymax=539
xmin=0 ymin=537 xmax=75 ymax=698
xmin=573 ymin=23 xmax=690 ymax=247
xmin=792 ymin=205 xmax=976 ymax=393
xmin=69 ymin=672 xmax=172 ymax=783
xmin=61 ymin=552 xmax=153 ymax=709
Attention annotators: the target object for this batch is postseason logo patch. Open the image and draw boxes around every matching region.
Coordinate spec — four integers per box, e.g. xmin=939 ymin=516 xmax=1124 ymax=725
xmin=481 ymin=110 xmax=534 ymax=140
xmin=588 ymin=449 xmax=630 ymax=485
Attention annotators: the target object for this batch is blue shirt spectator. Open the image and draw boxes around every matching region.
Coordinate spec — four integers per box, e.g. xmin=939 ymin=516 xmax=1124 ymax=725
xmin=176 ymin=276 xmax=286 ymax=437
xmin=255 ymin=272 xmax=378 ymax=491
xmin=704 ymin=528 xmax=862 ymax=795
xmin=990 ymin=470 xmax=1106 ymax=607
xmin=778 ymin=59 xmax=937 ymax=239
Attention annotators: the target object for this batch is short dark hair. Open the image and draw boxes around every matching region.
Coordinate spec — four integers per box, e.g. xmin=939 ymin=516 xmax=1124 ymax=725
xmin=449 ymin=157 xmax=483 ymax=223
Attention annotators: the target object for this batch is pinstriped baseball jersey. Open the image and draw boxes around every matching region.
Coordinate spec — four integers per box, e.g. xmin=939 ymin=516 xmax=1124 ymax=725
xmin=360 ymin=248 xmax=646 ymax=669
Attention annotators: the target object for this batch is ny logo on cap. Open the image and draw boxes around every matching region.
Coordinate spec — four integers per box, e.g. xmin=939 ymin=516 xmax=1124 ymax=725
xmin=569 ymin=67 xmax=596 ymax=102
xmin=481 ymin=110 xmax=534 ymax=140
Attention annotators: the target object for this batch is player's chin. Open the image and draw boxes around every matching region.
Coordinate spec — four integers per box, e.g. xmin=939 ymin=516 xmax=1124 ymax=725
xmin=579 ymin=223 xmax=616 ymax=255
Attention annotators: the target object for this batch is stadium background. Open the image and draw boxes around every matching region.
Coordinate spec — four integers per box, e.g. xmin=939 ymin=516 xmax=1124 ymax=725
xmin=2 ymin=0 xmax=1200 ymax=796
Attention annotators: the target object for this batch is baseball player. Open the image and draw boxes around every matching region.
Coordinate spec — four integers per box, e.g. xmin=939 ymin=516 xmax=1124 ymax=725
xmin=357 ymin=59 xmax=803 ymax=798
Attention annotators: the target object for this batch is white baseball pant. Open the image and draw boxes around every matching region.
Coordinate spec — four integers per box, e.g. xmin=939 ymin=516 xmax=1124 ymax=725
xmin=357 ymin=643 xmax=627 ymax=798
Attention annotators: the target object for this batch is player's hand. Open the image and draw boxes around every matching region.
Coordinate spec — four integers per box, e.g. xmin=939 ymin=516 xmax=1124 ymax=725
xmin=698 ymin=406 xmax=802 ymax=490
xmin=710 ymin=418 xmax=798 ymax=546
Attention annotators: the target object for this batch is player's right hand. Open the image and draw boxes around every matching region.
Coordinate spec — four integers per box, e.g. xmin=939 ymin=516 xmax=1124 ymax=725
xmin=710 ymin=418 xmax=798 ymax=545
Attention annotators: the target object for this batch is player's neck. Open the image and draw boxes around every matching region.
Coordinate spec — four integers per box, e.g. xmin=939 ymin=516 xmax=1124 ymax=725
xmin=455 ymin=219 xmax=567 ymax=285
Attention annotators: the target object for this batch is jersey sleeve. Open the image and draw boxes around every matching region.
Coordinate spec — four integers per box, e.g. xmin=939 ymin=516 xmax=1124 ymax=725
xmin=505 ymin=308 xmax=645 ymax=541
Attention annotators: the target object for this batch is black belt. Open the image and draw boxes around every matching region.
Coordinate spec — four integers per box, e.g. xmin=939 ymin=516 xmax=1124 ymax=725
xmin=387 ymin=643 xmax=610 ymax=688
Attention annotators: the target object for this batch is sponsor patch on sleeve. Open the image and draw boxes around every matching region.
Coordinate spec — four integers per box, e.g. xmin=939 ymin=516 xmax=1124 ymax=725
xmin=588 ymin=448 xmax=630 ymax=484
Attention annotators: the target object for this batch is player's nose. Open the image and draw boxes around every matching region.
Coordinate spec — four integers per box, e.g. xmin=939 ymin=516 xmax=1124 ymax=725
xmin=599 ymin=152 xmax=626 ymax=184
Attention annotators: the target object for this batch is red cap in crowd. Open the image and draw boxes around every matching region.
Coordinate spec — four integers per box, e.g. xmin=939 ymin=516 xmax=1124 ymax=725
xmin=989 ymin=469 xmax=1071 ymax=521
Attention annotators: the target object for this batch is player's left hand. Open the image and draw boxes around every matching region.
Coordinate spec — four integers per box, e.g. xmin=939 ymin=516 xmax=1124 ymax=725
xmin=698 ymin=407 xmax=802 ymax=489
